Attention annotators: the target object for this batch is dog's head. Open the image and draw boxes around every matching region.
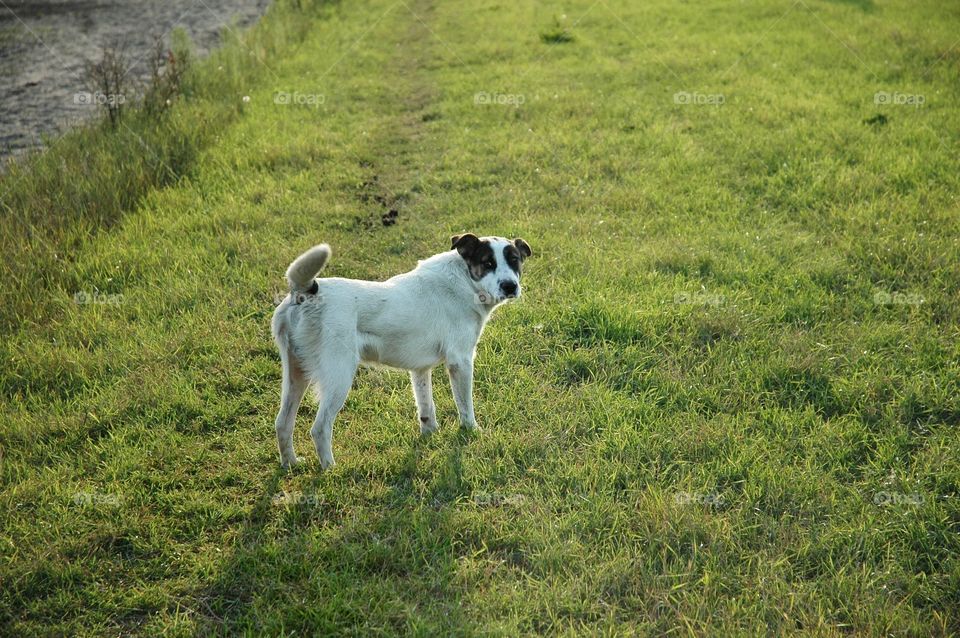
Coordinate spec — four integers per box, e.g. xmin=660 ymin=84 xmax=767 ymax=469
xmin=451 ymin=234 xmax=532 ymax=305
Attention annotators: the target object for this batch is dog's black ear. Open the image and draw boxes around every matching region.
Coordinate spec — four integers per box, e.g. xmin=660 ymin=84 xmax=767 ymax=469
xmin=451 ymin=233 xmax=480 ymax=257
xmin=512 ymin=238 xmax=532 ymax=260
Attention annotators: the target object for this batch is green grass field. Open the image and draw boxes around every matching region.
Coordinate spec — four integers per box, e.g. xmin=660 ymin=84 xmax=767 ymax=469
xmin=2 ymin=0 xmax=959 ymax=634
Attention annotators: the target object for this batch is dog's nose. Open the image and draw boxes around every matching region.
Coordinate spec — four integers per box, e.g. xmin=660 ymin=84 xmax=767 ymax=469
xmin=501 ymin=281 xmax=518 ymax=297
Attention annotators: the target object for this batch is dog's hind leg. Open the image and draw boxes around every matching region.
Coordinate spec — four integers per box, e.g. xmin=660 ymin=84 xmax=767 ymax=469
xmin=411 ymin=368 xmax=438 ymax=434
xmin=309 ymin=353 xmax=358 ymax=470
xmin=275 ymin=348 xmax=309 ymax=468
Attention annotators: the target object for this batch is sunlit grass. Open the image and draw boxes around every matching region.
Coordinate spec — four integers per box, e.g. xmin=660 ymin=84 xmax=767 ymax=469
xmin=1 ymin=0 xmax=958 ymax=634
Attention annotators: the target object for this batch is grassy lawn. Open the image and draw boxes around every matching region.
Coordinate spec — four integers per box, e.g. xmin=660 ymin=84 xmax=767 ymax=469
xmin=2 ymin=0 xmax=959 ymax=634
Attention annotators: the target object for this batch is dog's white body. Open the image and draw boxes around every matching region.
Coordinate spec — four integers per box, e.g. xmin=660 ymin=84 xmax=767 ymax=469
xmin=271 ymin=235 xmax=530 ymax=468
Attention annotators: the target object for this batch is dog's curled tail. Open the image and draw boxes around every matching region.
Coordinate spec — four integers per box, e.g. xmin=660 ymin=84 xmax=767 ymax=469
xmin=286 ymin=244 xmax=331 ymax=291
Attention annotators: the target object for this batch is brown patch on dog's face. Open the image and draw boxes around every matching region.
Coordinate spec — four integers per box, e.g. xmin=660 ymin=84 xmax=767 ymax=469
xmin=513 ymin=238 xmax=532 ymax=260
xmin=452 ymin=233 xmax=497 ymax=281
xmin=503 ymin=238 xmax=531 ymax=274
xmin=502 ymin=244 xmax=522 ymax=274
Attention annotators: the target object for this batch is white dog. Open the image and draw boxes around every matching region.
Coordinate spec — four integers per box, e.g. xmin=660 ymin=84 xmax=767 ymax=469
xmin=271 ymin=234 xmax=532 ymax=469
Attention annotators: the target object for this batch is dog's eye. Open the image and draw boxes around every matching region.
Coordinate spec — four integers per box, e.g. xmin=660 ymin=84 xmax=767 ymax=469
xmin=486 ymin=260 xmax=496 ymax=269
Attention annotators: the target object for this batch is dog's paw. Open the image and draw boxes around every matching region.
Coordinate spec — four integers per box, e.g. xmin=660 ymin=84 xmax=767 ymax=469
xmin=460 ymin=419 xmax=481 ymax=433
xmin=319 ymin=455 xmax=336 ymax=471
xmin=419 ymin=415 xmax=439 ymax=435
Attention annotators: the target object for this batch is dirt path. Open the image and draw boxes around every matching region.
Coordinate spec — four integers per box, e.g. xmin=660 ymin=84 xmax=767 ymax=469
xmin=351 ymin=0 xmax=439 ymax=230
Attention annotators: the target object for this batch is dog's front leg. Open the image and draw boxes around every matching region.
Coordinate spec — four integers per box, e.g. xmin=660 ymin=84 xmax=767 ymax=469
xmin=446 ymin=357 xmax=478 ymax=431
xmin=411 ymin=368 xmax=439 ymax=434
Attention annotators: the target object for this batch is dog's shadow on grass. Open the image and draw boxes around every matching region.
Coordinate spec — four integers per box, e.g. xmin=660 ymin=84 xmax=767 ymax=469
xmin=193 ymin=430 xmax=476 ymax=634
